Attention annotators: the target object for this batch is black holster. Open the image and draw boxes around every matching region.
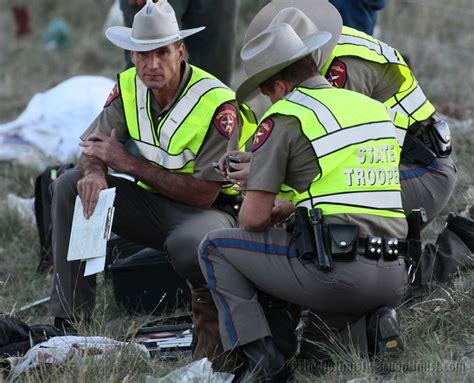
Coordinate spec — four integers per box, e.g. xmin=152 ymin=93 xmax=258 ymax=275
xmin=401 ymin=133 xmax=436 ymax=165
xmin=402 ymin=118 xmax=452 ymax=165
xmin=287 ymin=207 xmax=316 ymax=261
xmin=212 ymin=193 xmax=242 ymax=219
xmin=406 ymin=208 xmax=428 ymax=285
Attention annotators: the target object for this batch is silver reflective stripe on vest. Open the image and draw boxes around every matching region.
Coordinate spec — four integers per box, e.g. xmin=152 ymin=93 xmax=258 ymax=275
xmin=395 ymin=127 xmax=406 ymax=147
xmin=379 ymin=41 xmax=401 ymax=63
xmin=339 ymin=35 xmax=402 ymax=64
xmin=159 ymin=78 xmax=227 ymax=150
xmin=135 ymin=141 xmax=194 ymax=170
xmin=287 ymin=91 xmax=341 ymax=133
xmin=136 ymin=77 xmax=154 ymax=143
xmin=298 ymin=191 xmax=403 ymax=210
xmin=312 ymin=122 xmax=396 ymax=157
xmin=392 ymin=85 xmax=428 ymax=117
xmin=387 ymin=109 xmax=407 ymax=146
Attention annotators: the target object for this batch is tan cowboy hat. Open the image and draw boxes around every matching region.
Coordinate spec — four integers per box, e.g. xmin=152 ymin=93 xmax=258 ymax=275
xmin=236 ymin=23 xmax=331 ymax=103
xmin=244 ymin=0 xmax=342 ymax=70
xmin=106 ymin=0 xmax=204 ymax=52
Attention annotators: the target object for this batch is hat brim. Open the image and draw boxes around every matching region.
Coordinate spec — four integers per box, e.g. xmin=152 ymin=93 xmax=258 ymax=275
xmin=106 ymin=26 xmax=205 ymax=52
xmin=244 ymin=0 xmax=342 ymax=71
xmin=236 ymin=31 xmax=331 ymax=104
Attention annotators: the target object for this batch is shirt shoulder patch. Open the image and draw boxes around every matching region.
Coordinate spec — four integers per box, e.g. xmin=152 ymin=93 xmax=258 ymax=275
xmin=326 ymin=59 xmax=347 ymax=88
xmin=104 ymin=83 xmax=120 ymax=108
xmin=214 ymin=103 xmax=238 ymax=140
xmin=251 ymin=118 xmax=274 ymax=152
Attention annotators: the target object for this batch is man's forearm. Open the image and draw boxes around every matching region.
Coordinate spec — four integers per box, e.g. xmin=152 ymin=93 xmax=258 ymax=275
xmin=79 ymin=153 xmax=107 ymax=176
xmin=125 ymin=155 xmax=220 ymax=208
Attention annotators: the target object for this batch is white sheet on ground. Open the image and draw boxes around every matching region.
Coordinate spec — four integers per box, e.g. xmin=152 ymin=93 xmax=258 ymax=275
xmin=7 ymin=336 xmax=149 ymax=380
xmin=0 ymin=76 xmax=114 ymax=167
xmin=146 ymin=358 xmax=234 ymax=383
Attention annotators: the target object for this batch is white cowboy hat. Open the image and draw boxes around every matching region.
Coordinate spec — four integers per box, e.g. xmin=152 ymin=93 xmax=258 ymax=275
xmin=243 ymin=0 xmax=342 ymax=70
xmin=106 ymin=0 xmax=205 ymax=52
xmin=236 ymin=23 xmax=331 ymax=103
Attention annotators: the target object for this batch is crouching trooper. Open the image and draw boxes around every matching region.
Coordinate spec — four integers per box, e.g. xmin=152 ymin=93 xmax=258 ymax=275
xmin=198 ymin=21 xmax=409 ymax=381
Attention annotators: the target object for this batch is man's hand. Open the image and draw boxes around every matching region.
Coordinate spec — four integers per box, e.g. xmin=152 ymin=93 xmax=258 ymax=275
xmin=226 ymin=162 xmax=250 ymax=191
xmin=215 ymin=150 xmax=251 ymax=189
xmin=77 ymin=172 xmax=107 ymax=219
xmin=271 ymin=199 xmax=295 ymax=226
xmin=216 ymin=151 xmax=251 ymax=173
xmin=80 ymin=130 xmax=131 ymax=174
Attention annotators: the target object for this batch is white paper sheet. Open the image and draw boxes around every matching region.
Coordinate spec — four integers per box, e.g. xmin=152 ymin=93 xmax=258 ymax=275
xmin=84 ymin=255 xmax=108 ymax=276
xmin=67 ymin=188 xmax=116 ymax=273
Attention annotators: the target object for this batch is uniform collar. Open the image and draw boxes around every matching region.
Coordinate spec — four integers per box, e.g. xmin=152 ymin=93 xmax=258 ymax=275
xmin=152 ymin=61 xmax=191 ymax=116
xmin=298 ymin=74 xmax=332 ymax=89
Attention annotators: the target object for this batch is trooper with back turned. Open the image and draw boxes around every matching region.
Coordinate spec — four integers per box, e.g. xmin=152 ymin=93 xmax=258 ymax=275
xmin=245 ymin=0 xmax=473 ymax=307
xmin=48 ymin=0 xmax=257 ymax=367
xmin=198 ymin=13 xmax=409 ymax=380
xmin=245 ymin=0 xmax=457 ymax=226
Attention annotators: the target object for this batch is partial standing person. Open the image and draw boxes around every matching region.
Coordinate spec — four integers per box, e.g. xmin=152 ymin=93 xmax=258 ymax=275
xmin=49 ymin=0 xmax=255 ymax=366
xmin=119 ymin=0 xmax=238 ymax=85
xmin=199 ymin=18 xmax=409 ymax=380
xmin=329 ymin=0 xmax=386 ymax=35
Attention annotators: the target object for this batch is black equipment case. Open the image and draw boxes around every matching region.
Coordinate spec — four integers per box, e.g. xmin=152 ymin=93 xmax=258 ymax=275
xmin=108 ymin=248 xmax=191 ymax=314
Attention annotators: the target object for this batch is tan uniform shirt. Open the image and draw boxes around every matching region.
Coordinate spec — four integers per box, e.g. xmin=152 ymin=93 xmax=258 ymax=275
xmin=327 ymin=56 xmax=405 ymax=103
xmin=247 ymin=75 xmax=407 ymax=238
xmin=81 ymin=63 xmax=240 ymax=182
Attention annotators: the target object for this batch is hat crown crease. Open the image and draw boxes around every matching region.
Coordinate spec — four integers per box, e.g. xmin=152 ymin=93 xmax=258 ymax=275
xmin=132 ymin=0 xmax=180 ymax=41
xmin=242 ymin=24 xmax=308 ymax=78
xmin=270 ymin=7 xmax=320 ymax=38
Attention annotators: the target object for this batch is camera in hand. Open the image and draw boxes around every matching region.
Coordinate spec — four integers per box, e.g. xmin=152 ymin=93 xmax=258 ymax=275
xmin=212 ymin=156 xmax=240 ymax=171
xmin=224 ymin=155 xmax=240 ymax=171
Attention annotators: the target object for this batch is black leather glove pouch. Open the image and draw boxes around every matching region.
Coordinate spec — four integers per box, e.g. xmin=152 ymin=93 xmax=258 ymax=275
xmin=327 ymin=224 xmax=359 ymax=261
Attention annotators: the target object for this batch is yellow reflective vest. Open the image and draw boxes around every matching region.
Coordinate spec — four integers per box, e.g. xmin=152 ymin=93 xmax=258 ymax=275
xmin=262 ymin=86 xmax=405 ymax=218
xmin=321 ymin=26 xmax=435 ymax=136
xmin=118 ymin=65 xmax=256 ymax=191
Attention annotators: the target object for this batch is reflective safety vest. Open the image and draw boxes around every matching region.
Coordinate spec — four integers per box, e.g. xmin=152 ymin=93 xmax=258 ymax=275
xmin=118 ymin=65 xmax=257 ymax=192
xmin=321 ymin=26 xmax=435 ymax=136
xmin=262 ymin=86 xmax=405 ymax=218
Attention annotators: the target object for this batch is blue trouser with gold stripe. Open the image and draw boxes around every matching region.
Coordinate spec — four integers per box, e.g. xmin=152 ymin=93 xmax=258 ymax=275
xmin=198 ymin=227 xmax=408 ymax=351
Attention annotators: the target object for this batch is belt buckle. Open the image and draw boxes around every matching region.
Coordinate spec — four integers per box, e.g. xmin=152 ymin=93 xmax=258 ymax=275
xmin=383 ymin=237 xmax=400 ymax=261
xmin=366 ymin=236 xmax=382 ymax=260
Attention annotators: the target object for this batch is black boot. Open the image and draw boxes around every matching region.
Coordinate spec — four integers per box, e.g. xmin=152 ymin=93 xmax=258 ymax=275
xmin=241 ymin=336 xmax=288 ymax=382
xmin=259 ymin=293 xmax=301 ymax=360
xmin=366 ymin=307 xmax=404 ymax=358
xmin=191 ymin=286 xmax=243 ymax=374
xmin=446 ymin=212 xmax=474 ymax=253
xmin=53 ymin=317 xmax=78 ymax=335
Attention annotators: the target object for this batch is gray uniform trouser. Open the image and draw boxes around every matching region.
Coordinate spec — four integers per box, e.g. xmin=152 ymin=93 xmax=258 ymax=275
xmin=198 ymin=227 xmax=408 ymax=352
xmin=50 ymin=169 xmax=236 ymax=319
xmin=400 ymin=156 xmax=457 ymax=222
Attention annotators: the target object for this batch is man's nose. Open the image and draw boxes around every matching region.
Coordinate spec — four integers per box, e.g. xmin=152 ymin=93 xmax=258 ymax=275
xmin=149 ymin=54 xmax=160 ymax=68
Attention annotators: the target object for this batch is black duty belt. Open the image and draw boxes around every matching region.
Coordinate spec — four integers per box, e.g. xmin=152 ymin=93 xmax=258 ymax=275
xmin=330 ymin=236 xmax=408 ymax=262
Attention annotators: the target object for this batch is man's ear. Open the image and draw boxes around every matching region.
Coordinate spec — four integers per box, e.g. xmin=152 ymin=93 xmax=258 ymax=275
xmin=274 ymin=79 xmax=293 ymax=98
xmin=130 ymin=51 xmax=136 ymax=65
xmin=178 ymin=43 xmax=185 ymax=62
